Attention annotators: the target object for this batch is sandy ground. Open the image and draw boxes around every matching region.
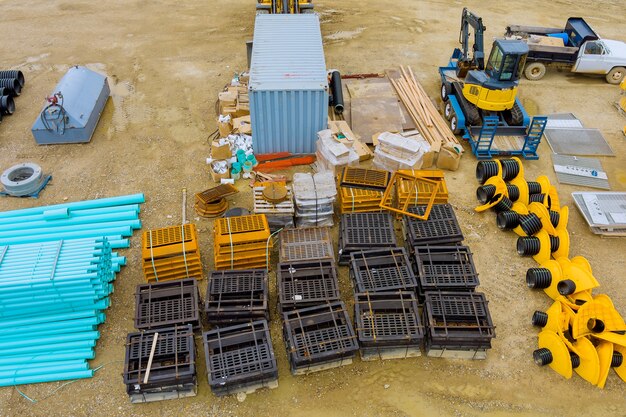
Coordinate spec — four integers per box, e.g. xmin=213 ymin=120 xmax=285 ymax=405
xmin=1 ymin=0 xmax=626 ymax=416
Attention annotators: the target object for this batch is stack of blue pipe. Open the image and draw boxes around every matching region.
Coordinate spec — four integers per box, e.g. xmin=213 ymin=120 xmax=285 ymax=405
xmin=0 ymin=193 xmax=144 ymax=386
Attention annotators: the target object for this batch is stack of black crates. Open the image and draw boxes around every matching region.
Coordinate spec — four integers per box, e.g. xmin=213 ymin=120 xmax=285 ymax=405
xmin=202 ymin=269 xmax=278 ymax=396
xmin=344 ymin=212 xmax=424 ymax=360
xmin=403 ymin=204 xmax=495 ymax=359
xmin=279 ymin=227 xmax=359 ymax=374
xmin=123 ymin=278 xmax=201 ymax=403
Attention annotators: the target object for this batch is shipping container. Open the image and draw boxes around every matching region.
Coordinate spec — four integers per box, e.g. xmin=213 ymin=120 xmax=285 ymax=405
xmin=249 ymin=14 xmax=328 ymax=154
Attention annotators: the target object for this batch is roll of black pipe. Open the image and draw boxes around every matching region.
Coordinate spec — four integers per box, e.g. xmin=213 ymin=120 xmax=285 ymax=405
xmin=330 ymin=71 xmax=344 ymax=114
xmin=0 ymin=70 xmax=24 ymax=87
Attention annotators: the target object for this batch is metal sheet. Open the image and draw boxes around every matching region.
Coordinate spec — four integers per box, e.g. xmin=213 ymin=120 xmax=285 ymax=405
xmin=249 ymin=14 xmax=328 ymax=154
xmin=544 ymin=128 xmax=614 ymax=156
xmin=551 ymin=154 xmax=610 ymax=189
xmin=572 ymin=192 xmax=626 ymax=231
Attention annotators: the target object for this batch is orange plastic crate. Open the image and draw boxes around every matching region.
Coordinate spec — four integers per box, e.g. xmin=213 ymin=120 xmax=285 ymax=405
xmin=142 ymin=224 xmax=199 ymax=260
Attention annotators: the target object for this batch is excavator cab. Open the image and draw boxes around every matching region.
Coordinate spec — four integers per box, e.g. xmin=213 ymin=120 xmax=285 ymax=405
xmin=463 ymin=39 xmax=529 ymax=112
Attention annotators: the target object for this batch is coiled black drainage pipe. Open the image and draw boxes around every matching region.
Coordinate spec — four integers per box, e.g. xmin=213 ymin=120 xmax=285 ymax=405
xmin=501 ymin=159 xmax=520 ymax=181
xmin=518 ymin=236 xmax=540 ymax=256
xmin=492 ymin=195 xmax=513 ymax=213
xmin=529 ymin=193 xmax=546 ymax=203
xmin=532 ymin=311 xmax=549 ymax=327
xmin=0 ymin=79 xmax=20 ymax=96
xmin=497 ymin=211 xmax=519 ymax=230
xmin=476 ymin=184 xmax=496 ymax=204
xmin=527 ymin=181 xmax=542 ymax=194
xmin=612 ymin=351 xmax=623 ymax=368
xmin=0 ymin=70 xmax=24 ymax=87
xmin=570 ymin=352 xmax=581 ymax=369
xmin=506 ymin=184 xmax=520 ymax=201
xmin=557 ymin=279 xmax=576 ymax=296
xmin=526 ymin=267 xmax=552 ymax=289
xmin=519 ymin=213 xmax=543 ymax=236
xmin=549 ymin=236 xmax=560 ymax=252
xmin=476 ymin=161 xmax=500 ymax=184
xmin=0 ymin=95 xmax=15 ymax=115
xmin=549 ymin=210 xmax=560 ymax=228
xmin=533 ymin=348 xmax=553 ymax=366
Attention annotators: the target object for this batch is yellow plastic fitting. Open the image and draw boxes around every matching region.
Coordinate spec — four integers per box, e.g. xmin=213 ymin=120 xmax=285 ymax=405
xmin=535 ymin=330 xmax=573 ymax=379
xmin=596 ymin=341 xmax=613 ymax=388
xmin=474 ymin=176 xmax=508 ymax=212
xmin=572 ymin=299 xmax=626 ymax=340
xmin=528 ymin=202 xmax=557 ymax=235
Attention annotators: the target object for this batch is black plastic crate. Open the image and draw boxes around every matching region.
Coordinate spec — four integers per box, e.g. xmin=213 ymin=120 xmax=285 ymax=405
xmin=403 ymin=204 xmax=463 ymax=246
xmin=123 ymin=325 xmax=196 ymax=397
xmin=354 ymin=291 xmax=424 ymax=349
xmin=339 ymin=213 xmax=397 ymax=265
xmin=277 ymin=259 xmax=340 ymax=312
xmin=349 ymin=247 xmax=417 ymax=293
xmin=134 ymin=279 xmax=201 ymax=330
xmin=423 ymin=291 xmax=495 ymax=351
xmin=283 ymin=302 xmax=358 ymax=374
xmin=413 ymin=246 xmax=479 ymax=297
xmin=202 ymin=320 xmax=278 ymax=396
xmin=205 ymin=269 xmax=269 ymax=325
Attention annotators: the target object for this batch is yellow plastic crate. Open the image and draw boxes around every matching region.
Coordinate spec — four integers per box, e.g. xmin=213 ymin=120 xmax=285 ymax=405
xmin=142 ymin=224 xmax=199 ymax=260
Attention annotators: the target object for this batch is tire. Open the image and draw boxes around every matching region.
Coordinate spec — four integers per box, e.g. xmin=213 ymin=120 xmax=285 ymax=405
xmin=606 ymin=67 xmax=626 ymax=84
xmin=444 ymin=101 xmax=453 ymax=120
xmin=441 ymin=83 xmax=450 ymax=102
xmin=449 ymin=111 xmax=462 ymax=135
xmin=524 ymin=62 xmax=546 ymax=81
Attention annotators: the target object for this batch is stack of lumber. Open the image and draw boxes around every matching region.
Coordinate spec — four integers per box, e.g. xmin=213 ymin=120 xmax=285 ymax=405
xmin=389 ymin=66 xmax=460 ymax=153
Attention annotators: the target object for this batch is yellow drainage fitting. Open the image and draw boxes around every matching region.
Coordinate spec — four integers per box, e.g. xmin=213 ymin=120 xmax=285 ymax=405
xmin=612 ymin=344 xmax=626 ymax=383
xmin=596 ymin=341 xmax=613 ymax=388
xmin=572 ymin=299 xmax=626 ymax=340
xmin=475 ymin=176 xmax=509 ymax=212
xmin=534 ymin=330 xmax=573 ymax=379
xmin=517 ymin=229 xmax=552 ymax=264
xmin=528 ymin=202 xmax=557 ymax=235
xmin=555 ymin=256 xmax=599 ymax=296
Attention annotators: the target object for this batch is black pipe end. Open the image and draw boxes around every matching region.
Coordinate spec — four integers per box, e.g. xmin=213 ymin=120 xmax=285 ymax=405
xmin=570 ymin=352 xmax=580 ymax=369
xmin=533 ymin=348 xmax=553 ymax=366
xmin=612 ymin=351 xmax=623 ymax=368
xmin=557 ymin=279 xmax=576 ymax=296
xmin=518 ymin=237 xmax=540 ymax=256
xmin=526 ymin=268 xmax=552 ymax=289
xmin=532 ymin=311 xmax=549 ymax=327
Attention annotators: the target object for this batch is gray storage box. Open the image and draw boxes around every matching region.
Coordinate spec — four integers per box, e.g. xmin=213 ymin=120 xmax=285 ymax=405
xmin=249 ymin=14 xmax=328 ymax=154
xmin=32 ymin=66 xmax=110 ymax=145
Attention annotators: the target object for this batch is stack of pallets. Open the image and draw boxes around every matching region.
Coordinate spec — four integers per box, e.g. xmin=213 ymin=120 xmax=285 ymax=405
xmin=123 ymin=325 xmax=197 ymax=403
xmin=213 ymin=214 xmax=271 ymax=270
xmin=142 ymin=224 xmax=203 ymax=282
xmin=396 ymin=169 xmax=449 ymax=208
xmin=338 ymin=212 xmax=397 ymax=265
xmin=422 ymin=292 xmax=495 ymax=359
xmin=202 ymin=320 xmax=278 ymax=396
xmin=354 ymin=291 xmax=423 ymax=360
xmin=134 ymin=279 xmax=202 ymax=331
xmin=253 ymin=182 xmax=295 ymax=230
xmin=204 ymin=269 xmax=269 ymax=325
xmin=277 ymin=259 xmax=341 ymax=313
xmin=279 ymin=227 xmax=334 ymax=262
xmin=282 ymin=302 xmax=359 ymax=375
xmin=349 ymin=247 xmax=417 ymax=293
xmin=337 ymin=167 xmax=392 ymax=213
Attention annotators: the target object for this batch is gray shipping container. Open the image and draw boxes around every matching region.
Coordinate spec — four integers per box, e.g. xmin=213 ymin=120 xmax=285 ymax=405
xmin=249 ymin=14 xmax=329 ymax=154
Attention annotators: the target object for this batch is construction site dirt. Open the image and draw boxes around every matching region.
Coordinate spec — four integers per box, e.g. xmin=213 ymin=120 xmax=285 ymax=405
xmin=0 ymin=0 xmax=625 ymax=416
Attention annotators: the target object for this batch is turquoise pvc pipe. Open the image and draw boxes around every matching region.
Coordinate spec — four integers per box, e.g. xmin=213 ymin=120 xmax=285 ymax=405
xmin=0 ymin=193 xmax=145 ymax=219
xmin=0 ymin=204 xmax=140 ymax=226
xmin=0 ymin=325 xmax=97 ymax=342
xmin=0 ymin=369 xmax=94 ymax=387
xmin=0 ymin=310 xmax=101 ymax=329
xmin=0 ymin=359 xmax=87 ymax=372
xmin=0 ymin=227 xmax=132 ymax=245
xmin=0 ymin=299 xmax=108 ymax=320
xmin=0 ymin=349 xmax=94 ymax=366
xmin=0 ymin=362 xmax=89 ymax=378
xmin=0 ymin=299 xmax=109 ymax=318
xmin=0 ymin=316 xmax=103 ymax=336
xmin=42 ymin=208 xmax=69 ymax=220
xmin=0 ymin=211 xmax=139 ymax=232
xmin=109 ymin=239 xmax=129 ymax=248
xmin=0 ymin=340 xmax=96 ymax=356
xmin=0 ymin=331 xmax=100 ymax=350
xmin=0 ymin=221 xmax=139 ymax=238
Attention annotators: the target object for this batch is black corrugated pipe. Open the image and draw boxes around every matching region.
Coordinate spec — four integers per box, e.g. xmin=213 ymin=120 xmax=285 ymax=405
xmin=0 ymin=79 xmax=20 ymax=97
xmin=330 ymin=71 xmax=344 ymax=114
xmin=0 ymin=96 xmax=15 ymax=115
xmin=0 ymin=70 xmax=24 ymax=87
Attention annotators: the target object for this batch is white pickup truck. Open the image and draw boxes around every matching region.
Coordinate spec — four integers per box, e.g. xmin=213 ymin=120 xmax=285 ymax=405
xmin=505 ymin=17 xmax=626 ymax=84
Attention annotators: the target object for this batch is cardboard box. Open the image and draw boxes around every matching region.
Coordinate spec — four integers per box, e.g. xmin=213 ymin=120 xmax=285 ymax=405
xmin=218 ymin=91 xmax=237 ymax=107
xmin=211 ymin=140 xmax=232 ymax=160
xmin=232 ymin=115 xmax=251 ymax=135
xmin=436 ymin=144 xmax=462 ymax=171
xmin=210 ymin=160 xmax=230 ymax=183
xmin=218 ymin=118 xmax=233 ymax=138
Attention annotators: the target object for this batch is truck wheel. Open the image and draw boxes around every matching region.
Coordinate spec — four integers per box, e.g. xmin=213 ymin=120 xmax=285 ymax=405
xmin=449 ymin=110 xmax=462 ymax=135
xmin=606 ymin=67 xmax=626 ymax=85
xmin=444 ymin=101 xmax=453 ymax=120
xmin=524 ymin=63 xmax=546 ymax=81
xmin=441 ymin=83 xmax=450 ymax=102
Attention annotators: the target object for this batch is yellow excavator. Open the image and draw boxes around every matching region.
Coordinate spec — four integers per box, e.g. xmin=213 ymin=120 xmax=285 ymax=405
xmin=256 ymin=0 xmax=314 ymax=14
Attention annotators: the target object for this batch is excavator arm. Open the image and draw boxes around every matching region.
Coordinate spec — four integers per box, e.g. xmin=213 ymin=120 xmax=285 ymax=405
xmin=458 ymin=7 xmax=487 ymax=77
